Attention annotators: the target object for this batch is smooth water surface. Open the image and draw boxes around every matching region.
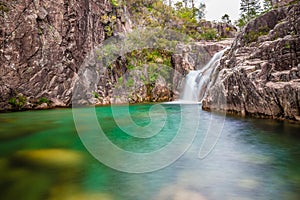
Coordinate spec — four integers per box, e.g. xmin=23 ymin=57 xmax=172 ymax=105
xmin=0 ymin=104 xmax=300 ymax=200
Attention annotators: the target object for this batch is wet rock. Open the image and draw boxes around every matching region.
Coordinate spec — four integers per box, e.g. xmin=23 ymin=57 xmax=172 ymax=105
xmin=13 ymin=149 xmax=85 ymax=170
xmin=1 ymin=149 xmax=91 ymax=200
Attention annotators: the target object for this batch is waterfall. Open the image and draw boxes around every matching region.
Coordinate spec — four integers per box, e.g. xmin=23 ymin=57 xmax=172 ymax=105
xmin=179 ymin=49 xmax=227 ymax=103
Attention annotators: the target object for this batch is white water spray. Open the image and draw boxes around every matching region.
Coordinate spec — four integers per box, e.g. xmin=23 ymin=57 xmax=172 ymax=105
xmin=180 ymin=49 xmax=227 ymax=103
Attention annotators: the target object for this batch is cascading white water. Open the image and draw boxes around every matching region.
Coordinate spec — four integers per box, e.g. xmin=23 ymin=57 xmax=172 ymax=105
xmin=180 ymin=49 xmax=227 ymax=103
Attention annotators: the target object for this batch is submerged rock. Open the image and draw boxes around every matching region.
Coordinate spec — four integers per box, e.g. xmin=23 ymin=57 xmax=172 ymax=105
xmin=203 ymin=2 xmax=300 ymax=121
xmin=1 ymin=149 xmax=112 ymax=200
xmin=12 ymin=149 xmax=85 ymax=170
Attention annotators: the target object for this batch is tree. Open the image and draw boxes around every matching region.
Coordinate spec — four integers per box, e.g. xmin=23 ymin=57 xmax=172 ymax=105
xmin=196 ymin=2 xmax=205 ymax=20
xmin=175 ymin=1 xmax=183 ymax=10
xmin=183 ymin=0 xmax=188 ymax=8
xmin=240 ymin=0 xmax=261 ymax=21
xmin=221 ymin=14 xmax=231 ymax=24
xmin=236 ymin=0 xmax=261 ymax=28
xmin=262 ymin=0 xmax=272 ymax=12
xmin=191 ymin=0 xmax=195 ymax=17
xmin=174 ymin=0 xmax=205 ymax=21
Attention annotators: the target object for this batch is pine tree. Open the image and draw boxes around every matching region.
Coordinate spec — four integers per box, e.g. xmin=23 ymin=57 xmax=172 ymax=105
xmin=236 ymin=0 xmax=261 ymax=28
xmin=240 ymin=0 xmax=261 ymax=21
xmin=262 ymin=0 xmax=272 ymax=12
xmin=191 ymin=0 xmax=195 ymax=17
xmin=221 ymin=14 xmax=231 ymax=24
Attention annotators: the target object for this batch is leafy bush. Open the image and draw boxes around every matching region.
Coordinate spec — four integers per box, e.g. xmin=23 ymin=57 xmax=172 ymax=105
xmin=92 ymin=92 xmax=99 ymax=99
xmin=110 ymin=0 xmax=119 ymax=7
xmin=37 ymin=97 xmax=50 ymax=105
xmin=104 ymin=26 xmax=113 ymax=37
xmin=201 ymin=28 xmax=219 ymax=40
xmin=8 ymin=95 xmax=27 ymax=109
xmin=236 ymin=16 xmax=247 ymax=29
xmin=126 ymin=0 xmax=205 ymax=40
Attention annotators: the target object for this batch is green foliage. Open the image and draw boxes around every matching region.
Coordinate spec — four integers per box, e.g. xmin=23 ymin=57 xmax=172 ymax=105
xmin=118 ymin=76 xmax=123 ymax=83
xmin=127 ymin=0 xmax=206 ymax=40
xmin=38 ymin=28 xmax=43 ymax=35
xmin=240 ymin=0 xmax=261 ymax=18
xmin=174 ymin=2 xmax=183 ymax=10
xmin=221 ymin=14 xmax=231 ymax=24
xmin=148 ymin=64 xmax=160 ymax=83
xmin=236 ymin=0 xmax=261 ymax=28
xmin=145 ymin=50 xmax=167 ymax=63
xmin=285 ymin=42 xmax=291 ymax=49
xmin=126 ymin=48 xmax=172 ymax=70
xmin=244 ymin=28 xmax=270 ymax=44
xmin=126 ymin=77 xmax=134 ymax=88
xmin=110 ymin=15 xmax=117 ymax=22
xmin=92 ymin=92 xmax=99 ymax=99
xmin=127 ymin=64 xmax=135 ymax=70
xmin=8 ymin=95 xmax=27 ymax=109
xmin=37 ymin=97 xmax=50 ymax=105
xmin=149 ymin=63 xmax=172 ymax=84
xmin=110 ymin=0 xmax=119 ymax=7
xmin=236 ymin=16 xmax=248 ymax=29
xmin=104 ymin=26 xmax=113 ymax=37
xmin=101 ymin=15 xmax=110 ymax=24
xmin=0 ymin=2 xmax=9 ymax=13
xmin=288 ymin=0 xmax=300 ymax=6
xmin=262 ymin=0 xmax=272 ymax=13
xmin=123 ymin=48 xmax=173 ymax=86
xmin=200 ymin=28 xmax=219 ymax=41
xmin=140 ymin=74 xmax=146 ymax=83
xmin=176 ymin=8 xmax=197 ymax=23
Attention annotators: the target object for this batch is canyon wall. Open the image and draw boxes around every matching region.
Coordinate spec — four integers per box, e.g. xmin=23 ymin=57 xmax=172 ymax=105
xmin=0 ymin=0 xmax=130 ymax=110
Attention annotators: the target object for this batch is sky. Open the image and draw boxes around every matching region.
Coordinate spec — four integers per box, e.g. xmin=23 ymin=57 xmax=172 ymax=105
xmin=202 ymin=0 xmax=241 ymax=22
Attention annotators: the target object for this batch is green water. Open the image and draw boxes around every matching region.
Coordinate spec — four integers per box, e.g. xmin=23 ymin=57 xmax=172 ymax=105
xmin=0 ymin=104 xmax=300 ymax=200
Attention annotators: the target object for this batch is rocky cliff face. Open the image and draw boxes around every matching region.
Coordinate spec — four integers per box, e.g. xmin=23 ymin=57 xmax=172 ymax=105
xmin=203 ymin=2 xmax=300 ymax=121
xmin=0 ymin=0 xmax=130 ymax=110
